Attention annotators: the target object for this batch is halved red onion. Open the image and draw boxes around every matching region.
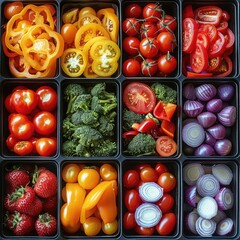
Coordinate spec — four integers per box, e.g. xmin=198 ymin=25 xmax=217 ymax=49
xmin=183 ymin=163 xmax=205 ymax=186
xmin=206 ymin=98 xmax=223 ymax=113
xmin=135 ymin=203 xmax=162 ymax=228
xmin=217 ymin=106 xmax=236 ymax=127
xmin=215 ymin=187 xmax=234 ymax=210
xmin=214 ymin=139 xmax=232 ymax=156
xmin=139 ymin=182 xmax=163 ymax=203
xmin=197 ymin=112 xmax=217 ymax=128
xmin=196 ymin=174 xmax=220 ymax=197
xmin=212 ymin=164 xmax=233 ymax=186
xmin=182 ymin=122 xmax=205 ymax=148
xmin=194 ymin=144 xmax=215 ymax=156
xmin=207 ymin=124 xmax=226 ymax=140
xmin=216 ymin=218 xmax=234 ymax=236
xmin=205 ymin=132 xmax=216 ymax=146
xmin=195 ymin=84 xmax=217 ymax=101
xmin=184 ymin=100 xmax=204 ymax=118
xmin=183 ymin=118 xmax=198 ymax=127
xmin=195 ymin=217 xmax=217 ymax=237
xmin=212 ymin=210 xmax=227 ymax=224
xmin=183 ymin=83 xmax=196 ymax=100
xmin=185 ymin=210 xmax=199 ymax=234
xmin=217 ymin=84 xmax=234 ymax=101
xmin=185 ymin=185 xmax=197 ymax=207
xmin=197 ymin=196 xmax=218 ymax=219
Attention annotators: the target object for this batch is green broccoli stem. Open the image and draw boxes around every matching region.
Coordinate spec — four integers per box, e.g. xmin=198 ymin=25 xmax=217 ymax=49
xmin=66 ymin=96 xmax=76 ymax=115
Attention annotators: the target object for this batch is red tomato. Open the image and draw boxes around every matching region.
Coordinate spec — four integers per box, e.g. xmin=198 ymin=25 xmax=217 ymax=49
xmin=6 ymin=134 xmax=19 ymax=151
xmin=155 ymin=212 xmax=177 ymax=235
xmin=122 ymin=18 xmax=140 ymax=36
xmin=214 ymin=55 xmax=232 ymax=77
xmin=141 ymin=59 xmax=158 ymax=77
xmin=182 ymin=18 xmax=198 ymax=53
xmin=155 ymin=163 xmax=169 ymax=175
xmin=140 ymin=167 xmax=158 ymax=182
xmin=196 ymin=32 xmax=209 ymax=50
xmin=157 ymin=15 xmax=177 ymax=33
xmin=4 ymin=94 xmax=15 ymax=113
xmin=9 ymin=114 xmax=34 ymax=140
xmin=190 ymin=43 xmax=208 ymax=73
xmin=222 ymin=10 xmax=230 ymax=21
xmin=208 ymin=31 xmax=226 ymax=58
xmin=11 ymin=89 xmax=38 ymax=115
xmin=123 ymin=82 xmax=156 ymax=114
xmin=182 ymin=5 xmax=194 ymax=19
xmin=4 ymin=1 xmax=23 ymax=20
xmin=13 ymin=141 xmax=33 ymax=156
xmin=123 ymin=212 xmax=137 ymax=230
xmin=207 ymin=56 xmax=222 ymax=72
xmin=124 ymin=189 xmax=142 ymax=212
xmin=224 ymin=28 xmax=235 ymax=50
xmin=157 ymin=193 xmax=175 ymax=213
xmin=35 ymin=137 xmax=57 ymax=156
xmin=156 ymin=136 xmax=177 ymax=157
xmin=140 ymin=37 xmax=159 ymax=58
xmin=125 ymin=3 xmax=142 ymax=18
xmin=217 ymin=21 xmax=228 ymax=34
xmin=29 ymin=137 xmax=38 ymax=154
xmin=135 ymin=226 xmax=154 ymax=235
xmin=122 ymin=59 xmax=141 ymax=77
xmin=187 ymin=72 xmax=213 ymax=78
xmin=157 ymin=52 xmax=177 ymax=75
xmin=199 ymin=24 xmax=218 ymax=44
xmin=33 ymin=111 xmax=56 ymax=136
xmin=157 ymin=32 xmax=176 ymax=53
xmin=143 ymin=3 xmax=162 ymax=22
xmin=135 ymin=163 xmax=152 ymax=173
xmin=123 ymin=37 xmax=140 ymax=55
xmin=36 ymin=86 xmax=58 ymax=112
xmin=194 ymin=6 xmax=222 ymax=26
xmin=158 ymin=172 xmax=176 ymax=192
xmin=140 ymin=21 xmax=158 ymax=38
xmin=123 ymin=170 xmax=140 ymax=189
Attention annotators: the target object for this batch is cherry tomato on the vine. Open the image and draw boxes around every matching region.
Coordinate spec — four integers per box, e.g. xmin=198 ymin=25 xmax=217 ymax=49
xmin=143 ymin=3 xmax=162 ymax=22
xmin=158 ymin=52 xmax=177 ymax=74
xmin=123 ymin=37 xmax=140 ymax=55
xmin=125 ymin=3 xmax=142 ymax=18
xmin=122 ymin=18 xmax=140 ymax=36
xmin=122 ymin=59 xmax=141 ymax=77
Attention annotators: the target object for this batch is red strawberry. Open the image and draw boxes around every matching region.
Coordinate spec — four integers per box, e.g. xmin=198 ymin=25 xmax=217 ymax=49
xmin=42 ymin=195 xmax=57 ymax=215
xmin=4 ymin=195 xmax=16 ymax=212
xmin=27 ymin=197 xmax=43 ymax=217
xmin=35 ymin=213 xmax=57 ymax=236
xmin=33 ymin=169 xmax=57 ymax=198
xmin=4 ymin=212 xmax=15 ymax=230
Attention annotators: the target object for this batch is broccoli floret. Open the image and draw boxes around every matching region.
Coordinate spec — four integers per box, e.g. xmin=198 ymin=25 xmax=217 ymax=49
xmin=123 ymin=109 xmax=145 ymax=131
xmin=72 ymin=126 xmax=103 ymax=147
xmin=71 ymin=94 xmax=92 ymax=113
xmin=75 ymin=144 xmax=91 ymax=157
xmin=98 ymin=112 xmax=116 ymax=137
xmin=127 ymin=133 xmax=156 ymax=156
xmin=64 ymin=84 xmax=86 ymax=114
xmin=71 ymin=110 xmax=84 ymax=125
xmin=80 ymin=110 xmax=99 ymax=125
xmin=151 ymin=83 xmax=177 ymax=104
xmin=92 ymin=140 xmax=117 ymax=156
xmin=91 ymin=96 xmax=117 ymax=115
xmin=62 ymin=115 xmax=77 ymax=139
xmin=62 ymin=140 xmax=77 ymax=156
xmin=90 ymin=82 xmax=115 ymax=100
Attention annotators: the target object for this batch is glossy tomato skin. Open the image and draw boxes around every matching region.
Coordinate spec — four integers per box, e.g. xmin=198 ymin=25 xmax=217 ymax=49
xmin=135 ymin=163 xmax=152 ymax=172
xmin=122 ymin=18 xmax=140 ymax=36
xmin=100 ymin=164 xmax=117 ymax=181
xmin=140 ymin=21 xmax=158 ymax=38
xmin=122 ymin=59 xmax=141 ymax=77
xmin=135 ymin=225 xmax=155 ymax=235
xmin=155 ymin=163 xmax=169 ymax=175
xmin=157 ymin=15 xmax=177 ymax=33
xmin=6 ymin=134 xmax=19 ymax=151
xmin=4 ymin=94 xmax=15 ymax=113
xmin=155 ymin=212 xmax=177 ymax=235
xmin=157 ymin=32 xmax=176 ymax=53
xmin=4 ymin=1 xmax=23 ymax=20
xmin=125 ymin=3 xmax=142 ymax=18
xmin=143 ymin=3 xmax=162 ymax=22
xmin=158 ymin=53 xmax=177 ymax=75
xmin=61 ymin=23 xmax=78 ymax=44
xmin=140 ymin=37 xmax=159 ymax=58
xmin=123 ymin=170 xmax=140 ymax=189
xmin=157 ymin=193 xmax=175 ymax=213
xmin=158 ymin=172 xmax=176 ymax=192
xmin=13 ymin=141 xmax=33 ymax=156
xmin=62 ymin=163 xmax=81 ymax=183
xmin=123 ymin=37 xmax=140 ymax=55
xmin=35 ymin=137 xmax=57 ymax=156
xmin=140 ymin=167 xmax=158 ymax=182
xmin=123 ymin=212 xmax=137 ymax=230
xmin=124 ymin=189 xmax=142 ymax=212
xmin=141 ymin=59 xmax=158 ymax=77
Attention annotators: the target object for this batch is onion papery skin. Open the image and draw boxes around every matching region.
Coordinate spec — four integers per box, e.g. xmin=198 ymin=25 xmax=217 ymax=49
xmin=216 ymin=218 xmax=234 ymax=236
xmin=206 ymin=98 xmax=223 ymax=113
xmin=215 ymin=187 xmax=234 ymax=210
xmin=214 ymin=139 xmax=232 ymax=156
xmin=205 ymin=132 xmax=217 ymax=146
xmin=212 ymin=164 xmax=233 ymax=186
xmin=195 ymin=84 xmax=217 ymax=101
xmin=218 ymin=84 xmax=234 ymax=101
xmin=217 ymin=106 xmax=236 ymax=127
xmin=197 ymin=112 xmax=217 ymax=128
xmin=183 ymin=163 xmax=205 ymax=185
xmin=195 ymin=217 xmax=217 ymax=237
xmin=185 ymin=185 xmax=197 ymax=207
xmin=183 ymin=83 xmax=196 ymax=100
xmin=194 ymin=144 xmax=215 ymax=156
xmin=207 ymin=124 xmax=226 ymax=140
xmin=184 ymin=100 xmax=204 ymax=118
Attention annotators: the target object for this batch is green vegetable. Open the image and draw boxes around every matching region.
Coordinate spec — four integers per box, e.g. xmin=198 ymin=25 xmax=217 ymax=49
xmin=71 ymin=94 xmax=92 ymax=113
xmin=151 ymin=83 xmax=177 ymax=104
xmin=98 ymin=112 xmax=116 ymax=137
xmin=123 ymin=109 xmax=145 ymax=131
xmin=91 ymin=140 xmax=117 ymax=157
xmin=80 ymin=110 xmax=99 ymax=126
xmin=91 ymin=96 xmax=117 ymax=115
xmin=62 ymin=140 xmax=77 ymax=156
xmin=90 ymin=82 xmax=115 ymax=100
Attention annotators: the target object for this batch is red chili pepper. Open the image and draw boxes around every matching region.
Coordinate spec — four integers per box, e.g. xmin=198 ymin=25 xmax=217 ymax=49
xmin=122 ymin=130 xmax=138 ymax=140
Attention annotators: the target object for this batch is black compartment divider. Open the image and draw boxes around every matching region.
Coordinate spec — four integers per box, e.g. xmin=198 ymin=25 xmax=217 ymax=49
xmin=0 ymin=0 xmax=240 ymax=239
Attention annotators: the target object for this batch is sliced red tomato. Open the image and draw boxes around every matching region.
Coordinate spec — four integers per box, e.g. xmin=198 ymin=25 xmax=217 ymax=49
xmin=156 ymin=136 xmax=177 ymax=157
xmin=187 ymin=71 xmax=213 ymax=77
xmin=224 ymin=28 xmax=235 ymax=50
xmin=222 ymin=10 xmax=230 ymax=21
xmin=199 ymin=24 xmax=218 ymax=44
xmin=209 ymin=31 xmax=226 ymax=58
xmin=214 ymin=55 xmax=232 ymax=77
xmin=194 ymin=6 xmax=222 ymax=26
xmin=190 ymin=43 xmax=208 ymax=73
xmin=123 ymin=82 xmax=156 ymax=114
xmin=182 ymin=18 xmax=198 ymax=53
xmin=160 ymin=120 xmax=175 ymax=138
xmin=207 ymin=56 xmax=221 ymax=72
xmin=122 ymin=130 xmax=138 ymax=140
xmin=182 ymin=5 xmax=194 ymax=19
xmin=196 ymin=32 xmax=209 ymax=50
xmin=153 ymin=100 xmax=177 ymax=122
xmin=217 ymin=21 xmax=228 ymax=34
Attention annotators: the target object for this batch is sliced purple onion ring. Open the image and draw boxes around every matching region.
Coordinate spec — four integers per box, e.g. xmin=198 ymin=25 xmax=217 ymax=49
xmin=215 ymin=187 xmax=234 ymax=210
xmin=216 ymin=218 xmax=234 ymax=236
xmin=185 ymin=185 xmax=197 ymax=207
xmin=185 ymin=210 xmax=199 ymax=234
xmin=212 ymin=164 xmax=233 ymax=186
xmin=183 ymin=163 xmax=205 ymax=185
xmin=139 ymin=182 xmax=163 ymax=203
xmin=197 ymin=196 xmax=218 ymax=219
xmin=195 ymin=217 xmax=217 ymax=237
xmin=212 ymin=210 xmax=227 ymax=224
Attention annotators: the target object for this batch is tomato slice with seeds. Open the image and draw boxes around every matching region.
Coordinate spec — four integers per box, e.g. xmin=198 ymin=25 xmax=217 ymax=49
xmin=156 ymin=136 xmax=177 ymax=157
xmin=208 ymin=31 xmax=226 ymax=58
xmin=182 ymin=5 xmax=194 ymax=19
xmin=196 ymin=32 xmax=209 ymax=50
xmin=207 ymin=56 xmax=221 ymax=72
xmin=123 ymin=82 xmax=156 ymax=114
xmin=214 ymin=55 xmax=232 ymax=77
xmin=199 ymin=24 xmax=218 ymax=44
xmin=224 ymin=28 xmax=235 ymax=50
xmin=217 ymin=21 xmax=228 ymax=34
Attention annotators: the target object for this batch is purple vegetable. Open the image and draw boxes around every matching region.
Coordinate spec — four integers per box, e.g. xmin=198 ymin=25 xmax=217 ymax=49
xmin=194 ymin=144 xmax=215 ymax=156
xmin=215 ymin=187 xmax=234 ymax=210
xmin=184 ymin=100 xmax=204 ymax=117
xmin=197 ymin=112 xmax=217 ymax=128
xmin=183 ymin=163 xmax=205 ymax=186
xmin=183 ymin=118 xmax=198 ymax=127
xmin=185 ymin=210 xmax=199 ymax=234
xmin=182 ymin=122 xmax=205 ymax=148
xmin=205 ymin=132 xmax=216 ymax=146
xmin=195 ymin=217 xmax=217 ymax=237
xmin=217 ymin=106 xmax=236 ymax=127
xmin=214 ymin=139 xmax=232 ymax=156
xmin=195 ymin=84 xmax=217 ymax=101
xmin=206 ymin=98 xmax=223 ymax=113
xmin=218 ymin=84 xmax=234 ymax=101
xmin=196 ymin=174 xmax=220 ymax=197
xmin=139 ymin=182 xmax=163 ymax=202
xmin=212 ymin=210 xmax=227 ymax=224
xmin=216 ymin=218 xmax=234 ymax=236
xmin=135 ymin=203 xmax=162 ymax=228
xmin=207 ymin=124 xmax=226 ymax=140
xmin=183 ymin=83 xmax=196 ymax=100
xmin=185 ymin=185 xmax=197 ymax=207
xmin=212 ymin=164 xmax=233 ymax=186
xmin=197 ymin=196 xmax=218 ymax=219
